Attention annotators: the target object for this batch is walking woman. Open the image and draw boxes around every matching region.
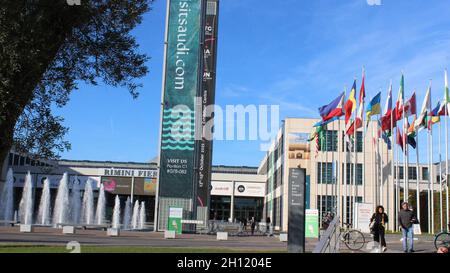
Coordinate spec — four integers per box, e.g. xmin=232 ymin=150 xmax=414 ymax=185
xmin=370 ymin=205 xmax=389 ymax=252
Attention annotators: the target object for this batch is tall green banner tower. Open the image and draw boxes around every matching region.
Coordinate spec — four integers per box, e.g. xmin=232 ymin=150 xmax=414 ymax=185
xmin=155 ymin=0 xmax=218 ymax=231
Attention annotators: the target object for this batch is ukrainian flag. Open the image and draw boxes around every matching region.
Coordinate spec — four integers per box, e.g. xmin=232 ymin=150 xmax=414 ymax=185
xmin=366 ymin=92 xmax=381 ymax=119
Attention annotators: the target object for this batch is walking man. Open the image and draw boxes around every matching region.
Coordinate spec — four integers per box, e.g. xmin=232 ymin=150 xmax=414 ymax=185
xmin=398 ymin=202 xmax=417 ymax=253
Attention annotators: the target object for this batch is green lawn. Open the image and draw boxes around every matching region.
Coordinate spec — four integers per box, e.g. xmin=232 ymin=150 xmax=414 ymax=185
xmin=0 ymin=245 xmax=287 ymax=253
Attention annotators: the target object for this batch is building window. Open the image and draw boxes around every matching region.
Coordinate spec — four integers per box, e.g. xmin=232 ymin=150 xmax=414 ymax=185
xmin=342 ymin=131 xmax=363 ymax=152
xmin=317 ymin=162 xmax=334 ymax=184
xmin=343 ymin=196 xmax=363 ymax=224
xmin=408 ymin=167 xmax=417 ymax=180
xmin=422 ymin=167 xmax=429 ymax=180
xmin=13 ymin=154 xmax=19 ymax=166
xmin=320 ymin=130 xmax=338 ymax=152
xmin=8 ymin=153 xmax=13 ymax=166
xmin=342 ymin=163 xmax=363 ymax=185
xmin=317 ymin=195 xmax=337 ymax=217
xmin=395 ymin=166 xmax=404 ymax=179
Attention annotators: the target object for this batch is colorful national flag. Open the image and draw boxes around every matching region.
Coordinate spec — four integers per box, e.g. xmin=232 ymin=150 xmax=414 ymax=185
xmin=319 ymin=92 xmax=345 ymax=121
xmin=394 ymin=74 xmax=405 ymax=122
xmin=366 ymin=92 xmax=381 ymax=120
xmin=427 ymin=101 xmax=441 ymax=129
xmin=344 ymin=80 xmax=357 ymax=125
xmin=355 ymin=69 xmax=366 ymax=130
xmin=403 ymin=92 xmax=417 ymax=117
xmin=414 ymin=83 xmax=431 ymax=131
xmin=396 ymin=127 xmax=404 ymax=152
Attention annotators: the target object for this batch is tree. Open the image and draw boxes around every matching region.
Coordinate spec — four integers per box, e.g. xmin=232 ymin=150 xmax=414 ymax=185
xmin=0 ymin=0 xmax=151 ymax=173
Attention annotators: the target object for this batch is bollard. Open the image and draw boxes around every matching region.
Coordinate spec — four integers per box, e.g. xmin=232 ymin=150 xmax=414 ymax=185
xmin=279 ymin=233 xmax=288 ymax=242
xmin=217 ymin=232 xmax=228 ymax=241
xmin=164 ymin=230 xmax=176 ymax=239
xmin=107 ymin=228 xmax=120 ymax=237
xmin=20 ymin=224 xmax=34 ymax=233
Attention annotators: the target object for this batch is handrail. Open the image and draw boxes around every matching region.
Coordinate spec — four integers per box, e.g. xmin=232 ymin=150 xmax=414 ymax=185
xmin=313 ymin=216 xmax=341 ymax=253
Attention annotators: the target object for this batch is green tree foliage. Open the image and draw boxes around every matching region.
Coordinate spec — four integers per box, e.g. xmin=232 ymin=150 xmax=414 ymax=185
xmin=0 ymin=0 xmax=151 ymax=170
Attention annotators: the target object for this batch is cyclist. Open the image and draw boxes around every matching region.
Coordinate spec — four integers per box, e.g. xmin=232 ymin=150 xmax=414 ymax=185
xmin=370 ymin=205 xmax=388 ymax=252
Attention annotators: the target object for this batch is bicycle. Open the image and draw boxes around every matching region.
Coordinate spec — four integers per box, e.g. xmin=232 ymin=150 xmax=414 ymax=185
xmin=340 ymin=223 xmax=366 ymax=251
xmin=434 ymin=223 xmax=450 ymax=250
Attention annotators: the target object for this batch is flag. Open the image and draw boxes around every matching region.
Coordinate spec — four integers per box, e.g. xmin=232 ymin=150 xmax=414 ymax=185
xmin=414 ymin=83 xmax=431 ymax=131
xmin=355 ymin=70 xmax=366 ymax=130
xmin=427 ymin=101 xmax=441 ymax=129
xmin=344 ymin=80 xmax=357 ymax=125
xmin=396 ymin=128 xmax=404 ymax=152
xmin=381 ymin=82 xmax=393 ymax=132
xmin=381 ymin=110 xmax=397 ymax=131
xmin=403 ymin=92 xmax=417 ymax=117
xmin=383 ymin=82 xmax=393 ymax=116
xmin=406 ymin=118 xmax=417 ymax=149
xmin=445 ymin=69 xmax=449 ymax=104
xmin=394 ymin=74 xmax=405 ymax=122
xmin=437 ymin=100 xmax=448 ymax=116
xmin=313 ymin=116 xmax=339 ymax=127
xmin=366 ymin=92 xmax=381 ymax=120
xmin=377 ymin=119 xmax=391 ymax=149
xmin=319 ymin=92 xmax=345 ymax=121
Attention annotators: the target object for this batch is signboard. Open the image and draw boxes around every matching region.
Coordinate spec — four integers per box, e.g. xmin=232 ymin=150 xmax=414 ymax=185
xmin=101 ymin=176 xmax=157 ymax=196
xmin=287 ymin=168 xmax=306 ymax=253
xmin=305 ymin=209 xmax=319 ymax=238
xmin=12 ymin=173 xmax=35 ymax=188
xmin=413 ymin=224 xmax=422 ymax=235
xmin=100 ymin=168 xmax=157 ymax=178
xmin=354 ymin=203 xmax=373 ymax=233
xmin=168 ymin=207 xmax=183 ymax=234
xmin=35 ymin=174 xmax=100 ymax=189
xmin=234 ymin=182 xmax=265 ymax=197
xmin=210 ymin=181 xmax=233 ymax=196
xmin=158 ymin=0 xmax=203 ymax=199
xmin=194 ymin=0 xmax=219 ymax=210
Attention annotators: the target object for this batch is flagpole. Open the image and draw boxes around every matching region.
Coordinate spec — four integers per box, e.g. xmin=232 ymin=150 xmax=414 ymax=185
xmin=430 ymin=80 xmax=435 ymax=233
xmin=389 ymin=80 xmax=396 ymax=232
xmin=415 ymin=115 xmax=421 ymax=224
xmin=396 ymin=129 xmax=400 ymax=231
xmin=372 ymin=115 xmax=376 ymax=208
xmin=445 ymin=92 xmax=449 ymax=227
xmin=380 ymin=114 xmax=384 ymax=207
xmin=404 ymin=97 xmax=409 ymax=203
xmin=343 ymin=87 xmax=348 ymax=226
xmin=353 ymin=100 xmax=357 ymax=227
xmin=444 ymin=69 xmax=449 ymax=229
xmin=439 ymin=118 xmax=443 ymax=231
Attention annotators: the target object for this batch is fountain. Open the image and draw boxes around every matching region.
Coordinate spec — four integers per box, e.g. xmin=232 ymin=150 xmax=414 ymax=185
xmin=123 ymin=196 xmax=131 ymax=230
xmin=112 ymin=195 xmax=121 ymax=229
xmin=53 ymin=173 xmax=69 ymax=227
xmin=18 ymin=172 xmax=34 ymax=225
xmin=81 ymin=179 xmax=94 ymax=224
xmin=0 ymin=168 xmax=14 ymax=221
xmin=37 ymin=178 xmax=51 ymax=225
xmin=70 ymin=176 xmax=81 ymax=224
xmin=131 ymin=200 xmax=139 ymax=229
xmin=139 ymin=201 xmax=146 ymax=230
xmin=95 ymin=183 xmax=106 ymax=225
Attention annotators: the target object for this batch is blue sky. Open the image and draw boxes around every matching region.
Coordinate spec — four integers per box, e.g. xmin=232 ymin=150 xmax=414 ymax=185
xmin=55 ymin=0 xmax=450 ymax=166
